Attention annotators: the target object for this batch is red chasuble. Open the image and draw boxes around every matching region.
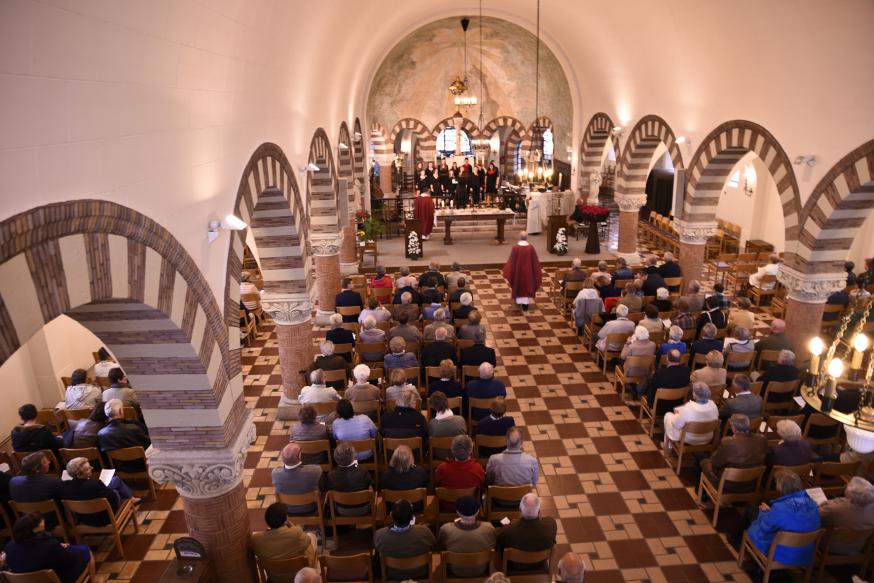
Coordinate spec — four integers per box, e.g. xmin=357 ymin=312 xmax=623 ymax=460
xmin=414 ymin=194 xmax=435 ymax=237
xmin=502 ymin=243 xmax=542 ymax=300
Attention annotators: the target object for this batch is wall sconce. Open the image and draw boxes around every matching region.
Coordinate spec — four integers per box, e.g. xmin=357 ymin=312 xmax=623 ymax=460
xmin=299 ymin=163 xmax=320 ymax=173
xmin=207 ymin=214 xmax=247 ymax=243
xmin=338 ymin=142 xmax=349 ymax=150
xmin=675 ymin=136 xmax=691 ymax=146
xmin=353 ymin=131 xmax=362 ymax=141
xmin=611 ymin=126 xmax=623 ymax=137
xmin=793 ymin=155 xmax=816 ymax=167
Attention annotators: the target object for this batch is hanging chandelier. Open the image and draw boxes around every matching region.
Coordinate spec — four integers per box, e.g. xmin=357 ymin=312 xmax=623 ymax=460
xmin=449 ymin=17 xmax=478 ymax=109
xmin=517 ymin=0 xmax=553 ymax=186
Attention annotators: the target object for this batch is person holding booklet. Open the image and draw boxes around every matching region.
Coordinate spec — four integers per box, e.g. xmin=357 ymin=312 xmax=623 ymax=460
xmin=60 ymin=457 xmax=139 ymax=526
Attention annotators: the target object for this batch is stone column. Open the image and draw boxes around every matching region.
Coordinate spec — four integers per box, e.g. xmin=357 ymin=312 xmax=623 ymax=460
xmin=587 ymin=171 xmax=602 ymax=205
xmin=674 ymin=219 xmax=718 ymax=286
xmin=260 ymin=293 xmax=314 ymax=417
xmin=339 ymin=224 xmax=358 ymax=275
xmin=311 ymin=235 xmax=342 ymax=325
xmin=149 ymin=416 xmax=257 ymax=583
xmin=777 ymin=265 xmax=847 ymax=354
xmin=614 ymin=194 xmax=647 ymax=265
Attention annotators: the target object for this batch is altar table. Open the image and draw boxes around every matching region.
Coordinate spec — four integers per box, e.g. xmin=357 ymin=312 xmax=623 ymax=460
xmin=435 ymin=208 xmax=516 ymax=245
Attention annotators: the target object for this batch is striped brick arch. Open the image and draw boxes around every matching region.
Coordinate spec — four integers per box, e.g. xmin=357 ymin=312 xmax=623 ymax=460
xmin=0 ymin=200 xmax=245 ymax=450
xmin=389 ymin=117 xmax=433 ymax=162
xmin=308 ymin=128 xmax=343 ymax=239
xmin=796 ymin=139 xmax=874 ymax=273
xmin=615 ymin=115 xmax=684 ymax=198
xmin=352 ymin=118 xmax=366 ymax=187
xmin=431 ymin=115 xmax=482 ymax=156
xmin=482 ymin=116 xmax=527 ymax=176
xmin=369 ymin=122 xmax=390 ymax=158
xmin=579 ymin=112 xmax=620 ymax=190
xmin=338 ymin=122 xmax=356 ymax=215
xmin=522 ymin=116 xmax=554 ymax=162
xmin=683 ymin=120 xmax=801 ymax=247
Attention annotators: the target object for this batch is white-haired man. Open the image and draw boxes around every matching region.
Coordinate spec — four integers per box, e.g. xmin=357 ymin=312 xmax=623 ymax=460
xmin=595 ymin=304 xmax=635 ymax=352
xmin=496 ymin=493 xmax=557 ymax=570
xmin=97 ymin=399 xmax=151 ymax=472
xmin=464 ymin=362 xmax=507 ymax=423
xmin=502 ymin=231 xmax=541 ymax=312
xmin=658 ymin=251 xmax=682 ymax=280
xmin=755 ymin=319 xmax=792 ymax=356
xmin=424 ymin=308 xmax=455 ymax=341
xmin=452 ymin=291 xmax=475 ymax=321
xmin=561 ymin=258 xmax=588 ymax=298
xmin=485 ymin=427 xmax=538 ymax=487
xmin=307 ymin=340 xmax=348 ymax=389
xmin=819 ymin=477 xmax=874 ymax=555
xmin=298 ymin=369 xmax=340 ymax=406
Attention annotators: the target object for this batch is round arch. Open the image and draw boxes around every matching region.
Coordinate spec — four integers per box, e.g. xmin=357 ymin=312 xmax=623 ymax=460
xmin=482 ymin=115 xmax=527 ymax=177
xmin=389 ymin=117 xmax=433 ymax=161
xmin=353 ymin=117 xmax=366 ymax=188
xmin=338 ymin=122 xmax=356 ymax=214
xmin=579 ymin=112 xmax=620 ymax=194
xmin=307 ymin=127 xmax=343 ymax=251
xmin=615 ymin=114 xmax=684 ymax=199
xmin=523 ymin=116 xmax=554 ymax=161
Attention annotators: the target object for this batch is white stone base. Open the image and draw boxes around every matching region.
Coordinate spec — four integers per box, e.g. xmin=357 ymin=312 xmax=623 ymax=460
xmin=277 ymin=395 xmax=301 ymax=420
xmin=340 ymin=262 xmax=359 ymax=276
xmin=314 ymin=309 xmax=334 ymax=326
xmin=613 ymin=251 xmax=642 ymax=266
xmin=586 ymin=197 xmax=600 ymax=206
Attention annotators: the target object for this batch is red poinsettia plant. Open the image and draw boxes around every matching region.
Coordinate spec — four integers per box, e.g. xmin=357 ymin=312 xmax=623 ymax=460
xmin=579 ymin=204 xmax=610 ymax=222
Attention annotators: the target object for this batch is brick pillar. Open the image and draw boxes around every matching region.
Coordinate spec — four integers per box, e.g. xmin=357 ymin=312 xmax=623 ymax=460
xmin=777 ymin=265 xmax=847 ymax=354
xmin=311 ymin=235 xmax=342 ymax=326
xmin=674 ymin=220 xmax=718 ymax=285
xmin=260 ymin=293 xmax=314 ymax=416
xmin=614 ymin=194 xmax=647 ymax=265
xmin=340 ymin=223 xmax=359 ymax=275
xmin=182 ymin=482 xmax=253 ymax=582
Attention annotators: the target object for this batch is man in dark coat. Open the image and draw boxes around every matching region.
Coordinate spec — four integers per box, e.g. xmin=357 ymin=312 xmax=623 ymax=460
xmin=334 ymin=278 xmax=364 ymax=322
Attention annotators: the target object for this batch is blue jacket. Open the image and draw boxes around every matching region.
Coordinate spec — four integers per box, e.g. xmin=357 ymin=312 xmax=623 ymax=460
xmin=747 ymin=490 xmax=820 ymax=565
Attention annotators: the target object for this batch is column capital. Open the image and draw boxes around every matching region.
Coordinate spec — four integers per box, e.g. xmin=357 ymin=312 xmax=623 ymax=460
xmin=310 ymin=234 xmax=341 ymax=256
xmin=147 ymin=413 xmax=256 ymax=499
xmin=260 ymin=292 xmax=313 ymax=325
xmin=615 ymin=194 xmax=648 ymax=212
xmin=673 ymin=219 xmax=718 ymax=245
xmin=777 ymin=265 xmax=847 ymax=304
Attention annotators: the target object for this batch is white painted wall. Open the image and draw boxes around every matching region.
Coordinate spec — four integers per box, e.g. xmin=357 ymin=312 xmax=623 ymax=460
xmin=714 ymin=156 xmax=786 ymax=252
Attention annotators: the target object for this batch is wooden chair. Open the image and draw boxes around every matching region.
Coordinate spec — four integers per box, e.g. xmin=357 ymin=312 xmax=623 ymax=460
xmin=426 ymin=396 xmax=462 ymax=417
xmin=241 ymin=293 xmax=266 ymax=327
xmin=762 ymin=380 xmax=801 ymax=417
xmin=255 ymin=555 xmax=310 ymax=583
xmin=691 ymin=352 xmax=708 ymax=370
xmin=808 ymin=461 xmax=861 ymax=497
xmin=380 ymin=552 xmax=433 ymax=583
xmin=241 ymin=311 xmax=257 ymax=344
xmin=722 ymin=416 xmax=764 ymax=438
xmin=378 ymin=487 xmax=434 ymax=527
xmin=558 ymin=281 xmax=585 ymax=313
xmin=724 ymin=351 xmax=755 ymax=380
xmin=725 ymin=263 xmax=757 ymax=294
xmin=59 ymin=447 xmax=103 ymax=470
xmin=749 ymin=275 xmax=778 ymax=305
xmin=321 ymin=552 xmax=374 ymax=583
xmin=62 ymin=409 xmax=92 ymax=424
xmin=435 ymin=487 xmax=478 ymax=526
xmin=397 ymin=366 xmax=421 ymax=387
xmin=474 ymin=434 xmax=507 ymax=465
xmin=338 ymin=306 xmax=363 ymax=321
xmin=424 ymin=366 xmax=442 ymax=391
xmin=802 ymin=413 xmax=843 ymax=450
xmin=460 ymin=365 xmax=481 ymax=388
xmin=814 ymin=527 xmax=874 ymax=582
xmin=333 ymin=342 xmax=354 ymax=360
xmin=664 ymin=419 xmax=720 ymax=475
xmin=367 ymin=367 xmax=385 ymax=387
xmin=0 ymin=450 xmax=19 ymax=474
xmin=738 ymin=528 xmax=824 ymax=583
xmin=756 ymin=349 xmax=783 ymax=372
xmin=13 ymin=450 xmax=61 ymax=476
xmin=10 ymin=500 xmax=69 ymax=542
xmin=762 ymin=464 xmax=815 ymax=502
xmin=369 ymin=287 xmax=392 ymax=304
xmin=322 ymin=368 xmax=348 ymax=387
xmin=697 ymin=465 xmax=765 ymax=526
xmin=351 ymin=400 xmax=381 ymax=424
xmin=663 ymin=277 xmax=683 ymax=292
xmin=428 ymin=436 xmax=456 ymax=481
xmin=62 ymin=497 xmax=138 ymax=559
xmin=326 ymin=489 xmax=376 ymax=549
xmin=341 ymin=322 xmax=360 ymax=334
xmin=36 ymin=409 xmax=67 ymax=436
xmin=382 ymin=437 xmax=423 ymax=468
xmin=467 ymin=397 xmax=495 ymax=432
xmin=639 ymin=387 xmax=688 ymax=437
xmin=310 ymin=401 xmax=339 ymax=421
xmin=295 ymin=439 xmax=333 ymax=472
xmin=501 ymin=547 xmax=554 ymax=580
xmin=485 ymin=484 xmax=533 ymax=522
xmin=613 ymin=355 xmax=655 ymax=401
xmin=2 ymin=568 xmax=93 ymax=583
xmin=360 ymin=240 xmax=378 ymax=268
xmin=336 ymin=439 xmax=379 ymax=486
xmin=659 ymin=352 xmax=690 ymax=368
xmin=596 ymin=332 xmax=632 ymax=373
xmin=275 ymin=490 xmax=325 ymax=536
xmin=105 ymin=446 xmax=157 ymax=501
xmin=763 ymin=414 xmax=806 ymax=441
xmin=440 ymin=550 xmax=495 ymax=583
xmin=819 ymin=304 xmax=846 ymax=335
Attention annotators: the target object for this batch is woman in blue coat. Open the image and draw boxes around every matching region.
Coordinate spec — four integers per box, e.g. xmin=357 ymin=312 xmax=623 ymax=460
xmin=746 ymin=470 xmax=820 ymax=566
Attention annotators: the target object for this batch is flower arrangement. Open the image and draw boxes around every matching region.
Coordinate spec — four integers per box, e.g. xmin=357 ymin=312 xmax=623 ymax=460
xmin=356 ymin=211 xmax=384 ymax=241
xmin=578 ymin=204 xmax=610 ymax=222
xmin=406 ymin=230 xmax=422 ymax=259
xmin=553 ymin=227 xmax=568 ymax=255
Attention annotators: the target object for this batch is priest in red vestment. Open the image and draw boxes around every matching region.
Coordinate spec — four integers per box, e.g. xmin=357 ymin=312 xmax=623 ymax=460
xmin=414 ymin=188 xmax=435 ymax=239
xmin=502 ymin=231 xmax=542 ymax=311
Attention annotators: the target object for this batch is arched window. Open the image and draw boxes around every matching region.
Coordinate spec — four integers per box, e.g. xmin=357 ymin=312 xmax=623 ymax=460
xmin=514 ymin=142 xmax=523 ymax=174
xmin=542 ymin=128 xmax=554 ymax=162
xmin=436 ymin=128 xmax=473 ymax=158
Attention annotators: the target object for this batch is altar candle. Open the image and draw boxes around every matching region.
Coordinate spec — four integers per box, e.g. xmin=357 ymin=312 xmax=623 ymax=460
xmin=558 ymin=172 xmax=562 ymax=187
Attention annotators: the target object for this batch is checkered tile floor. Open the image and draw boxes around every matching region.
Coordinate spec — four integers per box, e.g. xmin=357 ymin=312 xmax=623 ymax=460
xmin=93 ymin=260 xmax=792 ymax=583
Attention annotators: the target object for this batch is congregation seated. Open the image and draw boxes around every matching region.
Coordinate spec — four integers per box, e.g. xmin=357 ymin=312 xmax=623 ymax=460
xmin=618 ymin=282 xmax=643 ymax=313
xmin=393 ymin=277 xmax=422 ymax=306
xmin=427 ymin=360 xmax=462 ymax=398
xmin=457 ymin=309 xmax=486 ymax=340
xmin=387 ymin=312 xmax=422 ymax=344
xmin=428 ymin=391 xmax=467 ymax=438
xmin=331 ymin=399 xmax=377 ymax=460
xmin=384 ymin=337 xmax=418 ymax=371
xmin=701 ymin=414 xmax=767 ymax=492
xmin=766 ymin=419 xmax=816 ymax=468
xmin=474 ymin=398 xmax=515 ymax=437
xmin=465 ymin=363 xmax=507 ymax=422
xmin=325 ymin=316 xmax=355 ymax=362
xmin=658 ymin=251 xmax=682 ymax=280
xmin=385 ymin=369 xmax=417 ymax=403
xmin=65 ymin=368 xmax=102 ymax=411
xmin=437 ymin=496 xmax=496 ymax=577
xmin=4 ymin=512 xmax=93 ymax=583
xmin=69 ymin=402 xmax=107 ymax=448
xmin=290 ymin=406 xmax=328 ymax=464
xmin=696 ymin=295 xmax=727 ymax=337
xmin=485 ymin=427 xmax=538 ymax=487
xmin=653 ymin=287 xmax=673 ymax=312
xmin=658 ymin=325 xmax=687 ymax=358
xmin=594 ymin=275 xmax=620 ymax=299
xmin=424 ymin=308 xmax=455 ymax=341
xmin=690 ymin=323 xmax=723 ymax=362
xmin=335 ymin=277 xmax=364 ymax=322
xmin=690 ymin=350 xmax=727 ymax=387
xmin=308 ymin=340 xmax=349 ymax=389
xmin=639 ymin=304 xmax=663 ymax=335
xmin=358 ymin=296 xmax=392 ymax=325
xmin=460 ymin=328 xmax=496 ymax=367
xmin=453 ymin=292 xmax=475 ymax=321
xmin=97 ymin=399 xmax=150 ymax=472
xmin=596 ymin=304 xmax=635 ymax=352
xmin=380 ymin=445 xmax=428 ymax=493
xmin=357 ymin=316 xmax=385 ymax=361
xmin=728 ymin=297 xmax=756 ymax=333
xmin=298 ymin=369 xmax=341 ymax=409
xmin=561 ymin=258 xmax=588 ymax=297
xmin=611 ymin=256 xmax=633 ymax=282
xmin=671 ymin=297 xmax=695 ymax=331
xmin=370 ymin=265 xmax=393 ymax=290
xmin=394 ymin=266 xmax=417 ymax=290
xmin=345 ymin=364 xmax=381 ymax=406
xmin=373 ymin=499 xmax=436 ymax=580
xmin=326 ymin=443 xmax=372 ymax=516
xmin=273 ymin=443 xmax=322 ymax=514
xmin=380 ymin=387 xmax=427 ymax=441
xmin=434 ymin=435 xmax=485 ymax=492
xmin=421 ymin=275 xmax=444 ymax=305
xmin=819 ymin=477 xmax=874 ymax=555
xmin=719 ymin=375 xmax=762 ymax=419
xmin=10 ymin=452 xmax=63 ymax=528
xmin=92 ymin=347 xmax=117 ymax=379
xmin=663 ymin=382 xmax=718 ymax=450
xmin=419 ymin=261 xmax=446 ymax=289
xmin=422 ymin=299 xmax=443 ymax=321
xmin=497 ymin=493 xmax=557 ymax=573
xmin=102 ymin=367 xmax=138 ymax=407
xmin=725 ymin=326 xmax=755 ymax=364
xmin=445 ymin=262 xmax=468 ymax=288
xmin=394 ymin=291 xmax=420 ymax=320
xmin=557 ymin=551 xmax=586 ymax=583
xmin=637 ymin=348 xmax=691 ymax=404
xmin=572 ymin=284 xmax=604 ymax=332
xmin=710 ymin=282 xmax=732 ymax=310
xmin=422 ymin=327 xmax=456 ymax=369
xmin=61 ymin=456 xmax=136 ymax=526
xmin=620 ymin=325 xmax=657 ymax=365
xmin=12 ymin=403 xmax=62 ymax=458
xmin=589 ymin=260 xmax=611 ymax=284
xmin=448 ymin=277 xmax=469 ymax=304
xmin=681 ymin=280 xmax=705 ymax=313
xmin=251 ymin=502 xmax=317 ymax=583
xmin=748 ymin=253 xmax=782 ymax=289
xmin=745 ymin=470 xmax=820 ymax=566
xmin=755 ymin=319 xmax=792 ymax=356
xmin=642 ymin=270 xmax=667 ymax=297
xmin=759 ymin=349 xmax=799 ymax=394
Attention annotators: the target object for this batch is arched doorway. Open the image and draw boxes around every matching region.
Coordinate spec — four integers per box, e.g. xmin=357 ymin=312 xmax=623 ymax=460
xmin=482 ymin=116 xmax=526 ymax=181
xmin=579 ymin=112 xmax=621 ymax=202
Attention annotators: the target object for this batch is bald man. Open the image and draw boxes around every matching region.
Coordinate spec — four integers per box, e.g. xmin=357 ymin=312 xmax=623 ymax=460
xmin=755 ymin=318 xmax=792 ymax=356
xmin=294 ymin=567 xmax=321 ymax=583
xmin=271 ymin=443 xmax=323 ymax=514
xmin=557 ymin=551 xmax=585 ymax=583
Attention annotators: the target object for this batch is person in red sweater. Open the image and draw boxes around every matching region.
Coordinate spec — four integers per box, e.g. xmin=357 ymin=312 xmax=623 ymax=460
xmin=434 ymin=435 xmax=485 ymax=509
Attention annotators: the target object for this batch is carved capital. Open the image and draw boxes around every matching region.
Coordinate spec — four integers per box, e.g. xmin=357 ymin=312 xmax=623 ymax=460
xmin=615 ymin=194 xmax=648 ymax=213
xmin=147 ymin=414 xmax=256 ymax=499
xmin=777 ymin=265 xmax=847 ymax=304
xmin=310 ymin=234 xmax=341 ymax=256
xmin=673 ymin=219 xmax=718 ymax=245
xmin=260 ymin=293 xmax=313 ymax=325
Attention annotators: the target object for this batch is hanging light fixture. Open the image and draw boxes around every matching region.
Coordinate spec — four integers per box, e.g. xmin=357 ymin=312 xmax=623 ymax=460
xmin=473 ymin=0 xmax=490 ymax=162
xmin=450 ymin=18 xmax=478 ymax=109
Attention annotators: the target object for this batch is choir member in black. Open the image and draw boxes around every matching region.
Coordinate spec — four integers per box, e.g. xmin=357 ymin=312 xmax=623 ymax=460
xmin=469 ymin=163 xmax=482 ymax=206
xmin=416 ymin=170 xmax=431 ymax=195
xmin=426 ymin=161 xmax=436 ymax=180
xmin=458 ymin=158 xmax=472 ymax=208
xmin=476 ymin=163 xmax=487 ymax=206
xmin=437 ymin=160 xmax=450 ymax=199
xmin=452 ymin=170 xmax=465 ymax=209
xmin=485 ymin=161 xmax=500 ymax=205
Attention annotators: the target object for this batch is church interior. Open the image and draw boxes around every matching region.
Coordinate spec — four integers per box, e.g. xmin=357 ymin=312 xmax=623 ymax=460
xmin=0 ymin=1 xmax=873 ymax=582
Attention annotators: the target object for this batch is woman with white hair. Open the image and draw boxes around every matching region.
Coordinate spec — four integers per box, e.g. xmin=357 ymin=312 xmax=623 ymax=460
xmin=654 ymin=287 xmax=673 ymax=312
xmin=60 ymin=457 xmax=137 ymax=526
xmin=691 ymin=350 xmax=727 ymax=387
xmin=452 ymin=292 xmax=475 ymax=321
xmin=572 ymin=280 xmax=604 ymax=332
xmin=820 ymin=477 xmax=874 ymax=555
xmin=658 ymin=325 xmax=687 ymax=358
xmin=385 ymin=369 xmax=417 ymax=404
xmin=663 ymin=382 xmax=718 ymax=449
xmin=345 ymin=364 xmax=381 ymax=404
xmin=767 ymin=419 xmax=815 ymax=467
xmin=620 ymin=325 xmax=657 ymax=370
xmin=357 ymin=315 xmax=385 ymax=361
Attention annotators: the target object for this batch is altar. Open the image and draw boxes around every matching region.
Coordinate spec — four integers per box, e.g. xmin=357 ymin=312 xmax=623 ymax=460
xmin=525 ymin=189 xmax=575 ymax=233
xmin=435 ymin=208 xmax=516 ymax=245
